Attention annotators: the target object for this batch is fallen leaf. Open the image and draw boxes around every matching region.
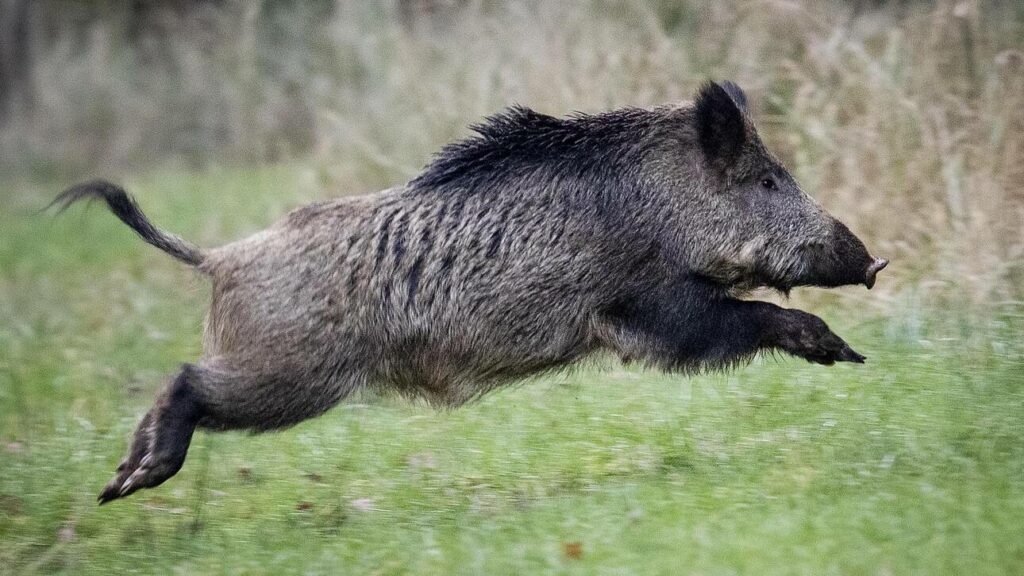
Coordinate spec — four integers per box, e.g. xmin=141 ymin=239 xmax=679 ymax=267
xmin=563 ymin=541 xmax=583 ymax=560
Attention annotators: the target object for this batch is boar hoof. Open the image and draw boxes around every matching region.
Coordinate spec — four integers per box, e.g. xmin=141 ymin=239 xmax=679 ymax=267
xmin=98 ymin=367 xmax=201 ymax=504
xmin=98 ymin=435 xmax=191 ymax=504
xmin=773 ymin=309 xmax=866 ymax=366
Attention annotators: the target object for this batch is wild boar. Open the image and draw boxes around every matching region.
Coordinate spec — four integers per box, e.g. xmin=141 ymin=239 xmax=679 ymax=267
xmin=52 ymin=81 xmax=887 ymax=504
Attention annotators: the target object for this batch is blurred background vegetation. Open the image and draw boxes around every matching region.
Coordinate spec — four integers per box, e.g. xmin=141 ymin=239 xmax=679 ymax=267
xmin=2 ymin=0 xmax=1022 ymax=309
xmin=1 ymin=1 xmax=1023 ymax=574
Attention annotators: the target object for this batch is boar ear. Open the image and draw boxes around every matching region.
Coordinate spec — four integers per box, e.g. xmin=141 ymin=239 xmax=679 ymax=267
xmin=695 ymin=81 xmax=747 ymax=170
xmin=719 ymin=81 xmax=748 ymax=114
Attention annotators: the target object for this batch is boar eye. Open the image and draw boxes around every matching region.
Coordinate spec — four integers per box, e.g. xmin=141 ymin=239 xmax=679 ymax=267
xmin=760 ymin=177 xmax=777 ymax=191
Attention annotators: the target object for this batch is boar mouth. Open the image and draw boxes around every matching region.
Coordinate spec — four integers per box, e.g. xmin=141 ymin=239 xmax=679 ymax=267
xmin=748 ymin=244 xmax=887 ymax=292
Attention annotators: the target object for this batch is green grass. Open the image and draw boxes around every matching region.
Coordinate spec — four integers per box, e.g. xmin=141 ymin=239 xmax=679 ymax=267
xmin=1 ymin=165 xmax=1022 ymax=575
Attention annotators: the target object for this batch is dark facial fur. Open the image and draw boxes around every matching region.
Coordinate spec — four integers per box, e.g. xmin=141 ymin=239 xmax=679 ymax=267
xmin=52 ymin=81 xmax=886 ymax=504
xmin=646 ymin=81 xmax=883 ymax=293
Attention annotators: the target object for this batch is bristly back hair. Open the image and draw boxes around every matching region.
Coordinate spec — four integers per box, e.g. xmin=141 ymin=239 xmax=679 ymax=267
xmin=410 ymin=104 xmax=660 ymax=192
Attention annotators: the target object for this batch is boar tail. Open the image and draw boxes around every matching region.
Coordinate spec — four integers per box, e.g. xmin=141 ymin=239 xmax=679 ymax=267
xmin=49 ymin=180 xmax=205 ymax=267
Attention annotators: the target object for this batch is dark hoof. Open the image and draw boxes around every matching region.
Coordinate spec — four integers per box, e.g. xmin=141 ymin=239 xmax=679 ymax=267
xmin=98 ymin=446 xmax=189 ymax=505
xmin=774 ymin=309 xmax=866 ymax=366
xmin=801 ymin=340 xmax=866 ymax=366
xmin=98 ymin=412 xmax=152 ymax=504
xmin=836 ymin=344 xmax=866 ymax=364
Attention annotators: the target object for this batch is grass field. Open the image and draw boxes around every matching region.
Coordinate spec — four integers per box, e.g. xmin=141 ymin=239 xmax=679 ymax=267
xmin=1 ymin=165 xmax=1022 ymax=575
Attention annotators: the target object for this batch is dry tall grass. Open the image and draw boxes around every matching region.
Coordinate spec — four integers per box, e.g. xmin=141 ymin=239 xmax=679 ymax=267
xmin=3 ymin=0 xmax=1022 ymax=309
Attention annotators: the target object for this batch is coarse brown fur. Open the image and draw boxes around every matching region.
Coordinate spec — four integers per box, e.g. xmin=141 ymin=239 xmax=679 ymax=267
xmin=51 ymin=81 xmax=887 ymax=504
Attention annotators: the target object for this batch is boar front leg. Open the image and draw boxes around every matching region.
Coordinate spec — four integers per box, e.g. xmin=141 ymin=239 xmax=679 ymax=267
xmin=759 ymin=306 xmax=865 ymax=365
xmin=596 ymin=279 xmax=864 ymax=369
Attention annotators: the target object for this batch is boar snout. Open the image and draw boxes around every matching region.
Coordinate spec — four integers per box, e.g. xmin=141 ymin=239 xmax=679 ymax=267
xmin=864 ymin=257 xmax=888 ymax=289
xmin=797 ymin=220 xmax=883 ymax=289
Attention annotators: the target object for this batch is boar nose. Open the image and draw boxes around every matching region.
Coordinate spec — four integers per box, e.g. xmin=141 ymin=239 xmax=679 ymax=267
xmin=864 ymin=258 xmax=888 ymax=289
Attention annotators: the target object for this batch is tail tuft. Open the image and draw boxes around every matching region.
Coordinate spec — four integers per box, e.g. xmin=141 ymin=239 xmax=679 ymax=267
xmin=49 ymin=180 xmax=204 ymax=266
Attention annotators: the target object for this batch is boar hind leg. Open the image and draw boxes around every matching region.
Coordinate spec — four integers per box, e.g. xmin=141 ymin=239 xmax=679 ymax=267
xmin=193 ymin=360 xmax=363 ymax=432
xmin=99 ymin=364 xmax=202 ymax=504
xmin=99 ymin=361 xmax=362 ymax=504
